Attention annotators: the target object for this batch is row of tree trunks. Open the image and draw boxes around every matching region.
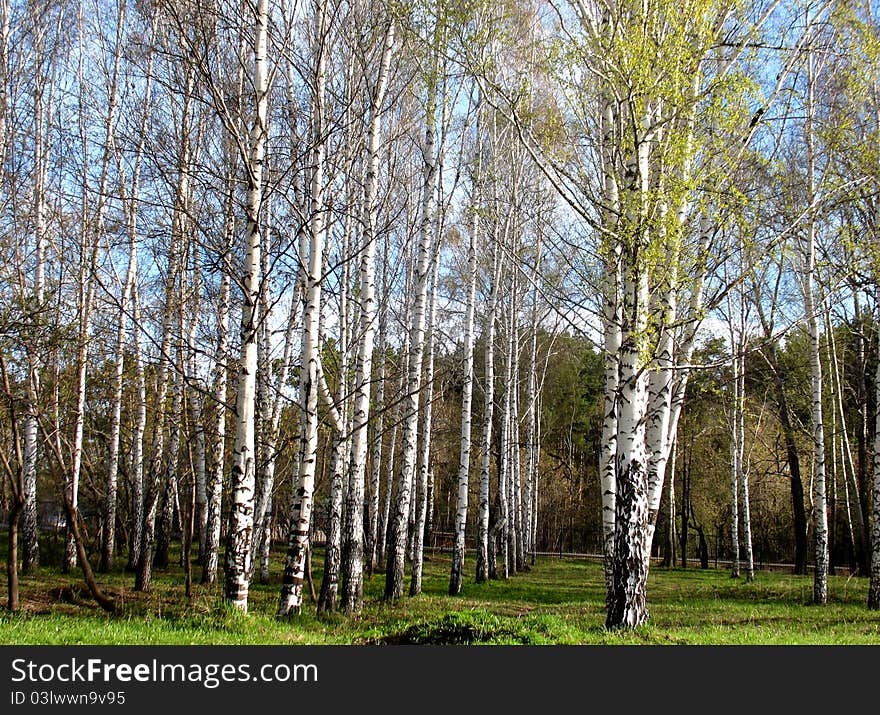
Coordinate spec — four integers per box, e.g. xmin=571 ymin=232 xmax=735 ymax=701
xmin=1 ymin=0 xmax=561 ymax=623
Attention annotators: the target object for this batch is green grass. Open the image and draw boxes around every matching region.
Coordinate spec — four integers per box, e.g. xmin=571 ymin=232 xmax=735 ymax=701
xmin=2 ymin=543 xmax=880 ymax=644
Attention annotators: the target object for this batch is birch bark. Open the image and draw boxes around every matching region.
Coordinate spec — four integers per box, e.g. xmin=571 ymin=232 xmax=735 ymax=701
xmin=21 ymin=2 xmax=63 ymax=570
xmin=605 ymin=106 xmax=653 ymax=628
xmin=224 ymin=0 xmax=270 ymax=613
xmin=523 ymin=220 xmax=543 ymax=566
xmin=120 ymin=8 xmax=158 ymax=574
xmin=341 ymin=17 xmax=395 ymax=612
xmin=379 ymin=260 xmax=412 ymax=571
xmin=384 ymin=32 xmax=441 ymax=599
xmin=476 ymin=209 xmax=502 ymax=583
xmin=597 ymin=18 xmax=621 ymax=592
xmin=729 ymin=345 xmax=741 ymax=579
xmin=22 ymin=57 xmax=50 ymax=573
xmin=202 ymin=147 xmax=235 ymax=585
xmin=99 ymin=1 xmax=128 ymax=573
xmin=278 ymin=0 xmax=330 ymax=615
xmin=410 ymin=244 xmax=441 ymax=596
xmin=737 ymin=352 xmax=754 ymax=582
xmin=804 ymin=46 xmax=828 ymax=605
xmin=450 ymin=96 xmax=481 ymax=594
xmin=868 ymin=282 xmax=880 ymax=608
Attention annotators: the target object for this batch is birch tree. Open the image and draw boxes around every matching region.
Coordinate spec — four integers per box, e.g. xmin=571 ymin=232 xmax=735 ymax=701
xmin=476 ymin=175 xmax=502 ymax=584
xmin=224 ymin=0 xmax=270 ymax=613
xmin=504 ymin=0 xmax=784 ymax=626
xmin=20 ymin=0 xmax=61 ymax=573
xmin=410 ymin=240 xmax=441 ymax=596
xmin=384 ymin=7 xmax=444 ymax=601
xmin=202 ymin=143 xmax=236 ymax=585
xmin=802 ymin=21 xmax=828 ymax=605
xmin=278 ymin=0 xmax=332 ymax=616
xmin=340 ymin=13 xmax=396 ymax=613
xmin=201 ymin=13 xmax=247 ymax=582
xmin=450 ymin=88 xmax=481 ymax=595
xmin=99 ymin=0 xmax=133 ymax=573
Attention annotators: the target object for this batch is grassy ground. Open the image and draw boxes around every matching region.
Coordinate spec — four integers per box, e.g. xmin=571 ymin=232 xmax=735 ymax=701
xmin=2 ymin=540 xmax=880 ymax=644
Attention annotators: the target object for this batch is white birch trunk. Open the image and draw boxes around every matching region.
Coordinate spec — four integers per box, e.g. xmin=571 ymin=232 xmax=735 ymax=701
xmin=192 ymin=383 xmax=207 ymax=563
xmin=278 ymin=0 xmax=329 ymax=615
xmin=642 ymin=75 xmax=702 ymax=558
xmin=737 ymin=352 xmax=754 ymax=581
xmin=127 ymin=277 xmax=147 ymax=572
xmin=201 ymin=156 xmax=235 ymax=585
xmin=531 ymin=392 xmax=546 ymax=565
xmin=598 ymin=45 xmax=621 ymax=594
xmin=134 ymin=258 xmax=172 ymax=590
xmin=729 ymin=336 xmax=741 ymax=578
xmin=868 ymin=282 xmax=880 ymax=608
xmin=22 ymin=79 xmax=49 ymax=573
xmin=203 ymin=0 xmax=248 ymax=586
xmin=644 ymin=284 xmax=675 ymax=545
xmin=367 ymin=340 xmax=385 ymax=576
xmin=102 ymin=236 xmax=134 ymax=573
xmin=378 ymin=403 xmax=400 ymax=570
xmin=98 ymin=3 xmax=126 ymax=574
xmin=379 ymin=261 xmax=413 ymax=571
xmin=500 ymin=302 xmax=514 ymax=578
xmin=252 ymin=216 xmax=273 ymax=579
xmin=21 ymin=6 xmax=60 ymax=568
xmin=511 ymin=275 xmax=523 ymax=573
xmin=498 ymin=299 xmax=514 ymax=579
xmin=317 ymin=61 xmax=355 ymax=611
xmin=122 ymin=18 xmax=160 ymax=569
xmin=250 ymin=170 xmax=301 ymax=582
xmin=450 ymin=101 xmax=481 ymax=593
xmin=224 ymin=0 xmax=270 ymax=613
xmin=476 ymin=218 xmax=502 ymax=583
xmin=410 ymin=244 xmax=441 ymax=596
xmin=607 ymin=259 xmax=651 ymax=627
xmin=368 ymin=244 xmax=393 ymax=575
xmin=318 ymin=430 xmax=347 ymax=613
xmin=531 ymin=391 xmax=542 ymax=563
xmin=341 ymin=17 xmax=395 ymax=612
xmin=19 ymin=0 xmax=62 ymax=573
xmin=606 ymin=116 xmax=652 ymax=628
xmin=523 ymin=222 xmax=542 ymax=565
xmin=804 ymin=48 xmax=828 ymax=605
xmin=187 ymin=258 xmax=206 ymax=567
xmin=384 ymin=54 xmax=441 ymax=600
